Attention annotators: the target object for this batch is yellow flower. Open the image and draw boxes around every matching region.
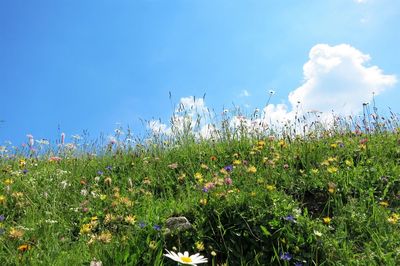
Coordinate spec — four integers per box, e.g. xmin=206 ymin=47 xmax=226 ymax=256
xmin=327 ymin=167 xmax=338 ymax=174
xmin=258 ymin=140 xmax=266 ymax=147
xmin=323 ymin=217 xmax=331 ymax=224
xmin=19 ymin=159 xmax=26 ymax=167
xmin=250 ymin=191 xmax=257 ymax=197
xmin=149 ymin=240 xmax=157 ymax=250
xmin=9 ymin=227 xmax=24 ymax=239
xmin=100 ymin=194 xmax=107 ymax=201
xmin=327 ymin=157 xmax=337 ymax=162
xmin=278 ymin=140 xmax=287 ymax=148
xmin=266 ymin=184 xmax=276 ymax=191
xmin=195 ymin=241 xmax=205 ymax=251
xmin=379 ymin=201 xmax=389 ymax=208
xmin=0 ymin=195 xmax=6 ymax=204
xmin=4 ymin=178 xmax=13 ymax=185
xmin=80 ymin=223 xmax=92 ymax=235
xmin=311 ymin=168 xmax=319 ymax=174
xmin=199 ymin=198 xmax=207 ymax=206
xmin=200 ymin=164 xmax=209 ymax=170
xmin=124 ymin=215 xmax=136 ymax=225
xmin=330 ymin=143 xmax=338 ymax=148
xmin=345 ymin=159 xmax=354 ymax=167
xmin=194 ymin=172 xmax=203 ymax=182
xmin=233 ymin=160 xmax=241 ymax=166
xmin=328 ymin=183 xmax=336 ymax=194
xmin=247 ymin=166 xmax=257 ymax=174
xmin=97 ymin=231 xmax=112 ymax=243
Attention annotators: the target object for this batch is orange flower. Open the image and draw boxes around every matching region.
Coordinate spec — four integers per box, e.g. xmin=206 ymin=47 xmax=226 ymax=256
xmin=18 ymin=244 xmax=30 ymax=252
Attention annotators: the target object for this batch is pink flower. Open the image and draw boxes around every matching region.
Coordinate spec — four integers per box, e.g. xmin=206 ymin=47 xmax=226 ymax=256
xmin=224 ymin=177 xmax=232 ymax=185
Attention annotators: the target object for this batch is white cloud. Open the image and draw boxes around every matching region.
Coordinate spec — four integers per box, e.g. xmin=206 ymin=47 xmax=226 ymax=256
xmin=148 ymin=44 xmax=397 ymax=138
xmin=239 ymin=89 xmax=250 ymax=97
xmin=264 ymin=43 xmax=397 ymax=122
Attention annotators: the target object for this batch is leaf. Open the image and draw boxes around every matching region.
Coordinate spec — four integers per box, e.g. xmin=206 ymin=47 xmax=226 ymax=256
xmin=260 ymin=225 xmax=271 ymax=237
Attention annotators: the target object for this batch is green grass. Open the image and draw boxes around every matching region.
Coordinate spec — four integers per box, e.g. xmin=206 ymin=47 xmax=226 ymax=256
xmin=1 ymin=115 xmax=400 ymax=265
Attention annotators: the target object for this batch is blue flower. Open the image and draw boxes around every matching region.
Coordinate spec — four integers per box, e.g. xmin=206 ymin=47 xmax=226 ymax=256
xmin=139 ymin=221 xmax=146 ymax=228
xmin=0 ymin=214 xmax=4 ymax=222
xmin=153 ymin=224 xmax=161 ymax=231
xmin=97 ymin=171 xmax=104 ymax=176
xmin=280 ymin=252 xmax=292 ymax=261
xmin=284 ymin=215 xmax=296 ymax=222
xmin=224 ymin=165 xmax=233 ymax=172
xmin=294 ymin=262 xmax=303 ymax=266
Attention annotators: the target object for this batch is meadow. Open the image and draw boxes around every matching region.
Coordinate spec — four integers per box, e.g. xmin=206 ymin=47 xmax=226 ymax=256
xmin=0 ymin=108 xmax=399 ymax=265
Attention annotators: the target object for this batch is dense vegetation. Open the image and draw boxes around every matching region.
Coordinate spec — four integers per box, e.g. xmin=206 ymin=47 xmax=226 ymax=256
xmin=1 ymin=114 xmax=400 ymax=265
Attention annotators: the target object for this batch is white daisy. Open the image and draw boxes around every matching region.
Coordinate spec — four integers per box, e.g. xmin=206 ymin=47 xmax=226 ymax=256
xmin=164 ymin=250 xmax=208 ymax=265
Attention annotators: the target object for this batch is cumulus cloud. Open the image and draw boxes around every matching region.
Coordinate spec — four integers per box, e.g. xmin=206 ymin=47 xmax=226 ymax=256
xmin=149 ymin=44 xmax=396 ymax=138
xmin=264 ymin=43 xmax=397 ymax=123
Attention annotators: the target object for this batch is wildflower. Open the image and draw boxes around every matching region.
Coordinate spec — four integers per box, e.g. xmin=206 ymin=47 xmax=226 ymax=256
xmin=153 ymin=225 xmax=161 ymax=231
xmin=327 ymin=166 xmax=338 ymax=174
xmin=266 ymin=184 xmax=276 ymax=191
xmin=17 ymin=244 xmax=30 ymax=252
xmin=280 ymin=252 xmax=292 ymax=261
xmin=345 ymin=159 xmax=354 ymax=167
xmin=97 ymin=231 xmax=112 ymax=243
xmin=195 ymin=241 xmax=205 ymax=251
xmin=283 ymin=164 xmax=289 ymax=170
xmin=104 ymin=177 xmax=112 ymax=186
xmin=247 ymin=166 xmax=257 ymax=173
xmin=149 ymin=240 xmax=157 ymax=250
xmin=124 ymin=215 xmax=136 ymax=225
xmin=323 ymin=217 xmax=331 ymax=224
xmin=311 ymin=168 xmax=319 ymax=174
xmin=168 ymin=163 xmax=178 ymax=169
xmin=49 ymin=156 xmax=62 ymax=162
xmin=224 ymin=177 xmax=232 ymax=185
xmin=90 ymin=258 xmax=103 ymax=266
xmin=210 ymin=155 xmax=217 ymax=161
xmin=139 ymin=221 xmax=146 ymax=228
xmin=284 ymin=215 xmax=296 ymax=223
xmin=211 ymin=251 xmax=217 ymax=257
xmin=328 ymin=182 xmax=336 ymax=194
xmin=9 ymin=227 xmax=24 ymax=239
xmin=204 ymin=182 xmax=215 ymax=190
xmin=164 ymin=250 xmax=208 ymax=265
xmin=0 ymin=214 xmax=4 ymax=222
xmin=3 ymin=179 xmax=13 ymax=185
xmin=97 ymin=170 xmax=104 ymax=175
xmin=104 ymin=214 xmax=115 ymax=224
xmin=313 ymin=230 xmax=323 ymax=237
xmin=330 ymin=143 xmax=337 ymax=148
xmin=233 ymin=159 xmax=241 ymax=166
xmin=200 ymin=164 xmax=209 ymax=170
xmin=19 ymin=159 xmax=26 ymax=168
xmin=224 ymin=165 xmax=233 ymax=172
xmin=379 ymin=201 xmax=389 ymax=208
xmin=80 ymin=223 xmax=92 ymax=235
xmin=199 ymin=198 xmax=207 ymax=206
xmin=194 ymin=173 xmax=203 ymax=183
xmin=387 ymin=213 xmax=399 ymax=224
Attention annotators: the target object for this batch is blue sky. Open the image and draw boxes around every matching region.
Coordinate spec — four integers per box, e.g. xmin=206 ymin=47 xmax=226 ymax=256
xmin=1 ymin=0 xmax=399 ymax=145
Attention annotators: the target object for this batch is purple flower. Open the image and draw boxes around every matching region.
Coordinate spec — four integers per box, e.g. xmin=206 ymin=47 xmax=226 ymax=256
xmin=280 ymin=252 xmax=292 ymax=261
xmin=294 ymin=262 xmax=303 ymax=266
xmin=139 ymin=221 xmax=146 ymax=228
xmin=23 ymin=169 xmax=28 ymax=174
xmin=202 ymin=187 xmax=209 ymax=193
xmin=106 ymin=166 xmax=112 ymax=171
xmin=284 ymin=215 xmax=296 ymax=222
xmin=97 ymin=171 xmax=104 ymax=176
xmin=224 ymin=165 xmax=233 ymax=172
xmin=153 ymin=224 xmax=161 ymax=231
xmin=0 ymin=214 xmax=5 ymax=222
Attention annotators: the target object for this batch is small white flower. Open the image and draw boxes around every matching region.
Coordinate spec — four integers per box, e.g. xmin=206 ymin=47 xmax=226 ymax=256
xmin=164 ymin=250 xmax=208 ymax=265
xmin=313 ymin=230 xmax=323 ymax=237
xmin=80 ymin=189 xmax=88 ymax=196
xmin=60 ymin=180 xmax=69 ymax=189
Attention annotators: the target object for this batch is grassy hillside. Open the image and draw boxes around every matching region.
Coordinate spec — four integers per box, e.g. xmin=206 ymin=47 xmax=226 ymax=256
xmin=1 ymin=120 xmax=400 ymax=265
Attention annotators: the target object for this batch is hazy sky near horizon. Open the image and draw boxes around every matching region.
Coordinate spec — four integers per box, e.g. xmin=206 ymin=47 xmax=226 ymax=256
xmin=1 ymin=0 xmax=399 ymax=145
